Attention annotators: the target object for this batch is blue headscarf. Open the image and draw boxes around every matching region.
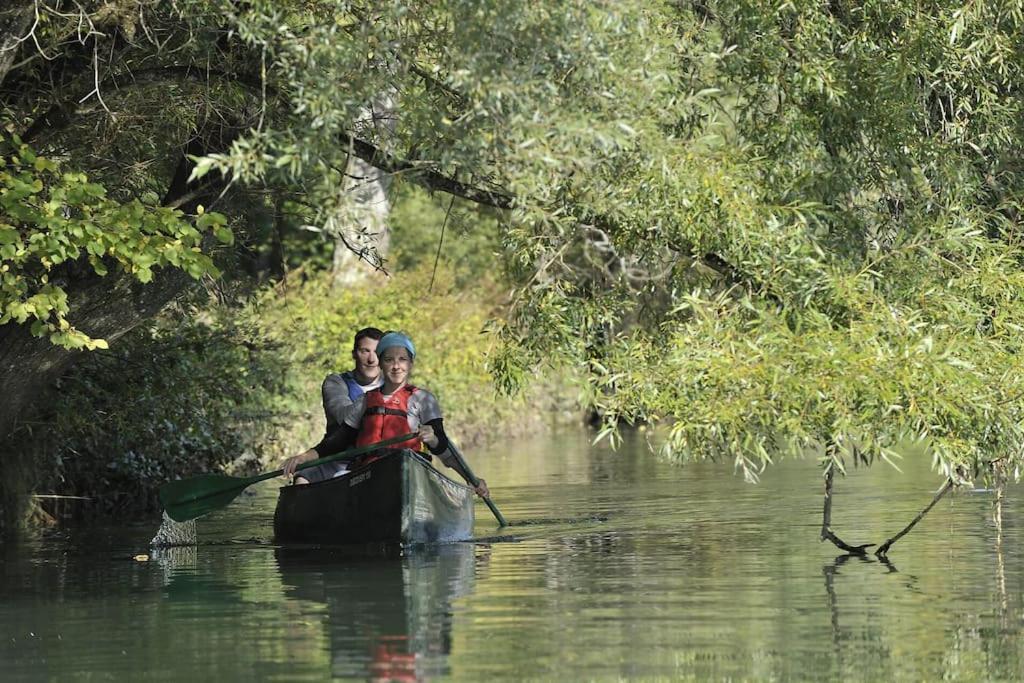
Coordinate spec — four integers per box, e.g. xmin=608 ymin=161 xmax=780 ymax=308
xmin=376 ymin=331 xmax=416 ymax=360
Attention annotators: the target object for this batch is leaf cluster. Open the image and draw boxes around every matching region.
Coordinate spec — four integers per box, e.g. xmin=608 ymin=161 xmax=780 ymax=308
xmin=0 ymin=135 xmax=230 ymax=348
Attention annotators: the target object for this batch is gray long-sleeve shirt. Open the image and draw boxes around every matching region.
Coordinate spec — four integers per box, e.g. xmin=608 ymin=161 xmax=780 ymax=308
xmin=321 ymin=371 xmax=383 ymax=432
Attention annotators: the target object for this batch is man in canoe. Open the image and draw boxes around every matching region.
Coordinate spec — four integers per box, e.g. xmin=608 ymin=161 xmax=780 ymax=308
xmin=282 ymin=331 xmax=489 ymax=498
xmin=321 ymin=326 xmax=384 ymax=432
xmin=294 ymin=326 xmax=383 ymax=485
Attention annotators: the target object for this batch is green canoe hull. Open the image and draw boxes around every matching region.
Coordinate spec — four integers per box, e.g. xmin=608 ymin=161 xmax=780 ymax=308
xmin=273 ymin=449 xmax=475 ymax=545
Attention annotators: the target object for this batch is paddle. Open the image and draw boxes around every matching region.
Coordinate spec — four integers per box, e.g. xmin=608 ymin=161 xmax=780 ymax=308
xmin=447 ymin=440 xmax=508 ymax=527
xmin=159 ymin=432 xmax=417 ymax=522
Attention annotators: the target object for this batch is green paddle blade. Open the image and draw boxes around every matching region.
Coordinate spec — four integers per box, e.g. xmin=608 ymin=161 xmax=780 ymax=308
xmin=159 ymin=472 xmax=255 ymax=523
xmin=158 ymin=432 xmax=419 ymax=522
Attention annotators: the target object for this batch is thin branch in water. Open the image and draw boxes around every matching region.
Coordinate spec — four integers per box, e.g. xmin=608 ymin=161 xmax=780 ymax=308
xmin=875 ymin=479 xmax=954 ymax=557
xmin=820 ymin=464 xmax=875 ymax=555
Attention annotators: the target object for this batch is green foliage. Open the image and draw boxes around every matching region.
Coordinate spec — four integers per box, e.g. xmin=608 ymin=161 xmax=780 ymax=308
xmin=9 ymin=0 xmax=1024 ymax=494
xmin=388 ymin=184 xmax=503 ymax=285
xmin=173 ymin=0 xmax=1024 ymax=481
xmin=253 ymin=264 xmax=537 ymax=449
xmin=26 ymin=305 xmax=286 ymax=512
xmin=0 ymin=136 xmax=230 ymax=349
xmin=545 ymin=0 xmax=1024 ymax=482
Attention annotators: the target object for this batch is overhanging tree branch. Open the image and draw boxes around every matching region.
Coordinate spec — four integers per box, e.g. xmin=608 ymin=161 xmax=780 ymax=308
xmin=12 ymin=35 xmax=762 ymax=296
xmin=340 ymin=135 xmax=765 ymax=292
xmin=337 ymin=131 xmax=513 ymax=209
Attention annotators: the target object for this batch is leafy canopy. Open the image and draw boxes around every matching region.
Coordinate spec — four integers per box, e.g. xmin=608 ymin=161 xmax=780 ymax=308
xmin=0 ymin=135 xmax=231 ymax=349
xmin=11 ymin=0 xmax=1022 ymax=479
xmin=189 ymin=0 xmax=1024 ymax=481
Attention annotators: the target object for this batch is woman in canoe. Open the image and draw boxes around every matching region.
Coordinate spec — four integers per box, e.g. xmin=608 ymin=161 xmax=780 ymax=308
xmin=282 ymin=331 xmax=489 ymax=497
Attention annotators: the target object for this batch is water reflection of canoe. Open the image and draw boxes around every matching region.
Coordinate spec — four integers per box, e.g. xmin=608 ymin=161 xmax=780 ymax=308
xmin=274 ymin=542 xmax=478 ymax=680
xmin=273 ymin=449 xmax=475 ymax=545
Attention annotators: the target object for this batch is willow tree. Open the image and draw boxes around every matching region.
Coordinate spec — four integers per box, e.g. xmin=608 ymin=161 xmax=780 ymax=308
xmin=5 ymin=0 xmax=1023 ymax=551
xmin=186 ymin=0 xmax=1024 ymax=553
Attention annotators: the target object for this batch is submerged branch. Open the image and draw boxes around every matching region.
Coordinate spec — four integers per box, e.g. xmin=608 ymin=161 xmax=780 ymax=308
xmin=875 ymin=479 xmax=954 ymax=557
xmin=820 ymin=465 xmax=875 ymax=555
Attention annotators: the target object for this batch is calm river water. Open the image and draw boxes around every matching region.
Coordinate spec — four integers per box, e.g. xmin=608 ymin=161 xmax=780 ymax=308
xmin=2 ymin=430 xmax=1023 ymax=681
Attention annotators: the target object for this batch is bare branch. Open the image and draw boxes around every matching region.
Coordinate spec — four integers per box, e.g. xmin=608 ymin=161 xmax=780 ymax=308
xmin=0 ymin=2 xmax=36 ymax=83
xmin=338 ymin=131 xmax=514 ymax=210
xmin=77 ymin=36 xmax=113 ymax=118
xmin=875 ymin=479 xmax=955 ymax=557
xmin=820 ymin=464 xmax=875 ymax=555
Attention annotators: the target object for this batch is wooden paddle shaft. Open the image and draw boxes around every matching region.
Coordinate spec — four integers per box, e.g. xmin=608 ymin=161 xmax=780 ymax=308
xmin=285 ymin=432 xmax=419 ymax=478
xmin=448 ymin=441 xmax=508 ymax=527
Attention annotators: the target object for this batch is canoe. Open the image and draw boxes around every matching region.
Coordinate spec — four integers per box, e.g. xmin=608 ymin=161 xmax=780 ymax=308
xmin=273 ymin=449 xmax=475 ymax=545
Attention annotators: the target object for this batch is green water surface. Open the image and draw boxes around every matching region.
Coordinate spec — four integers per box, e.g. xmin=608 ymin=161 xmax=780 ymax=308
xmin=2 ymin=431 xmax=1022 ymax=681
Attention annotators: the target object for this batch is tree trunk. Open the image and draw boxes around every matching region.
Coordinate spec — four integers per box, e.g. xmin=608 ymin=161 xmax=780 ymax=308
xmin=874 ymin=478 xmax=953 ymax=557
xmin=819 ymin=463 xmax=875 ymax=554
xmin=331 ymin=89 xmax=396 ymax=285
xmin=330 ymin=155 xmax=393 ymax=284
xmin=0 ymin=3 xmax=33 ymax=85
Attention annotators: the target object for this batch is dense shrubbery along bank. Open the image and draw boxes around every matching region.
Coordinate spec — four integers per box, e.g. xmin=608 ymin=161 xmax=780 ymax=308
xmin=6 ymin=263 xmax=553 ymax=530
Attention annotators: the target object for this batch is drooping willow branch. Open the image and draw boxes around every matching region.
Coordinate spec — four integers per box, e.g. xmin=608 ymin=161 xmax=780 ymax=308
xmin=12 ymin=38 xmax=760 ymax=294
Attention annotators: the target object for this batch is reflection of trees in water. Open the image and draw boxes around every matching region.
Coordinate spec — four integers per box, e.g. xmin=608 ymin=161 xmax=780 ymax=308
xmin=823 ymin=477 xmax=1024 ymax=681
xmin=821 ymin=554 xmax=898 ymax=678
xmin=993 ymin=465 xmax=1007 ymax=622
xmin=938 ymin=478 xmax=1024 ymax=680
xmin=951 ymin=469 xmax=1024 ymax=679
xmin=275 ymin=543 xmax=478 ymax=681
xmin=151 ymin=544 xmax=197 ymax=587
xmin=539 ymin=531 xmax=627 ymax=598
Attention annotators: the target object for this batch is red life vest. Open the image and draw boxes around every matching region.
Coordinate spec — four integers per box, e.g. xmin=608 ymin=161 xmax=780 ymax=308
xmin=355 ymin=385 xmax=422 ymax=452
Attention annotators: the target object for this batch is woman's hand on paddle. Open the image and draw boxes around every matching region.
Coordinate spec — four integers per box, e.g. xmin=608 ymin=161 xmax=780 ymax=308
xmin=418 ymin=424 xmax=439 ymax=449
xmin=281 ymin=449 xmax=317 ymax=480
xmin=473 ymin=478 xmax=490 ymax=499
